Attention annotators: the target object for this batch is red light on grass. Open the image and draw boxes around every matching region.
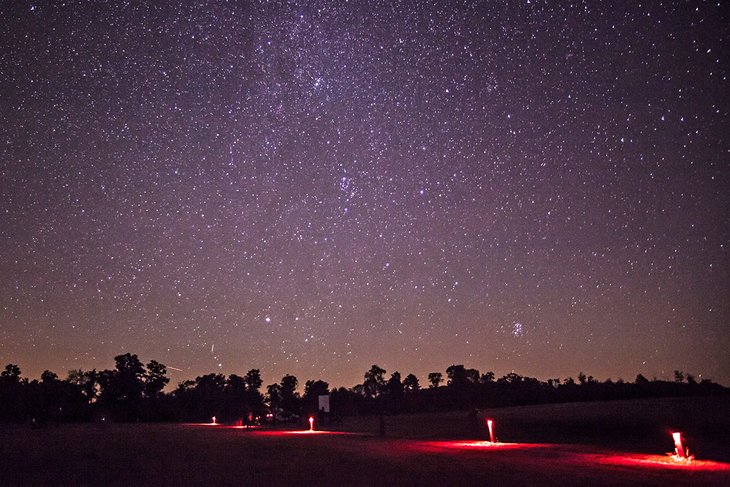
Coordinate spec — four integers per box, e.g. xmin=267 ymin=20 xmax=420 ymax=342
xmin=670 ymin=432 xmax=693 ymax=462
xmin=309 ymin=416 xmax=314 ymax=431
xmin=211 ymin=416 xmax=217 ymax=425
xmin=414 ymin=440 xmax=547 ymax=452
xmin=256 ymin=429 xmax=346 ymax=436
xmin=598 ymin=454 xmax=727 ymax=471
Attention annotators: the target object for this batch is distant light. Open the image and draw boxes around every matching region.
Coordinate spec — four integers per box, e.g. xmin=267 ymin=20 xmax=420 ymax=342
xmin=309 ymin=416 xmax=314 ymax=431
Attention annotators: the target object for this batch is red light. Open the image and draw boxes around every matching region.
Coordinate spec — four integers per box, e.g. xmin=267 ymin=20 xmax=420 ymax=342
xmin=211 ymin=416 xmax=217 ymax=424
xmin=309 ymin=416 xmax=315 ymax=431
xmin=486 ymin=419 xmax=495 ymax=443
xmin=672 ymin=432 xmax=684 ymax=458
xmin=670 ymin=431 xmax=694 ymax=461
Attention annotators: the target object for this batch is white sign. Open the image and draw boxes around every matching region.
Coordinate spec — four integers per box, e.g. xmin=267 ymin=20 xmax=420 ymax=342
xmin=318 ymin=394 xmax=330 ymax=413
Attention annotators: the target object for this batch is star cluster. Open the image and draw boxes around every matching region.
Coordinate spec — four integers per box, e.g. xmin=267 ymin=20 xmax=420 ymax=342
xmin=1 ymin=1 xmax=728 ymax=387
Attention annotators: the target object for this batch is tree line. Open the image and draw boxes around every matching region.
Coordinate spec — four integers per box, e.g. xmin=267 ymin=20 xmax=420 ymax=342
xmin=1 ymin=355 xmax=727 ymax=424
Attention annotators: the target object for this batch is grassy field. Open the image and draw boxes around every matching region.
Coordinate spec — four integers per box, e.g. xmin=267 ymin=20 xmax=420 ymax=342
xmin=338 ymin=396 xmax=730 ymax=459
xmin=1 ymin=396 xmax=728 ymax=486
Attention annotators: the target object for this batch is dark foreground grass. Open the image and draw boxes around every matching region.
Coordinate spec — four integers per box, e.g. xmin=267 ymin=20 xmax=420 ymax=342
xmin=1 ymin=397 xmax=728 ymax=486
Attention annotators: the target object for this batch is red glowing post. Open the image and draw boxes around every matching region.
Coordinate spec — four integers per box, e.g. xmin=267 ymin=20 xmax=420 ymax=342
xmin=673 ymin=432 xmax=686 ymax=459
xmin=309 ymin=416 xmax=315 ymax=431
xmin=212 ymin=416 xmax=217 ymax=425
xmin=487 ymin=419 xmax=495 ymax=444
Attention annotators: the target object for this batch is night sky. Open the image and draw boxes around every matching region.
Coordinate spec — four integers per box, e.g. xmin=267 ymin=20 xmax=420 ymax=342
xmin=1 ymin=1 xmax=728 ymax=389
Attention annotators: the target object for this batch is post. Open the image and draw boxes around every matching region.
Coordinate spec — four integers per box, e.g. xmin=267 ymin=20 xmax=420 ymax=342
xmin=672 ymin=432 xmax=686 ymax=458
xmin=487 ymin=419 xmax=495 ymax=443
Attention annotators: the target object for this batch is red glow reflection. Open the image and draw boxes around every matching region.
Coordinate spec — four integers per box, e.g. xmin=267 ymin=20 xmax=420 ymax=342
xmin=415 ymin=440 xmax=549 ymax=452
xmin=253 ymin=429 xmax=349 ymax=436
xmin=597 ymin=453 xmax=730 ymax=471
xmin=186 ymin=422 xmax=260 ymax=429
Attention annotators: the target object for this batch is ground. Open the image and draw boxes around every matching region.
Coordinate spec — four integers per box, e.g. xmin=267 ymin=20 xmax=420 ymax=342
xmin=1 ymin=397 xmax=729 ymax=486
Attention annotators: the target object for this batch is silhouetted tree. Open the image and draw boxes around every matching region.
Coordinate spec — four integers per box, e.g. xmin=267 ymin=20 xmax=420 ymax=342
xmin=498 ymin=372 xmax=523 ymax=385
xmin=427 ymin=372 xmax=443 ymax=388
xmin=383 ymin=372 xmax=404 ymax=412
xmin=363 ymin=365 xmax=386 ymax=398
xmin=480 ymin=371 xmax=495 ymax=384
xmin=1 ymin=364 xmax=21 ymax=383
xmin=0 ymin=364 xmax=24 ymax=421
xmin=304 ymin=380 xmax=330 ymax=400
xmin=226 ymin=374 xmax=247 ymax=417
xmin=194 ymin=373 xmax=226 ymax=420
xmin=97 ymin=354 xmax=146 ymax=421
xmin=244 ymin=369 xmax=263 ymax=392
xmin=41 ymin=370 xmax=58 ymax=383
xmin=465 ymin=368 xmax=480 ymax=384
xmin=243 ymin=369 xmax=265 ymax=417
xmin=330 ymin=386 xmax=363 ymax=416
xmin=4 ymin=354 xmax=730 ymax=423
xmin=67 ymin=369 xmax=99 ymax=404
xmin=266 ymin=383 xmax=282 ymax=413
xmin=225 ymin=373 xmax=263 ymax=421
xmin=144 ymin=360 xmax=169 ymax=399
xmin=32 ymin=371 xmax=60 ymax=423
xmin=446 ymin=365 xmax=467 ymax=388
xmin=386 ymin=372 xmax=403 ymax=395
xmin=279 ymin=374 xmax=300 ymax=413
xmin=403 ymin=374 xmax=420 ymax=392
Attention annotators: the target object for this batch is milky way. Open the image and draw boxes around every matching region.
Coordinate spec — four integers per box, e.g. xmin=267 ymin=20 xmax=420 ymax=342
xmin=1 ymin=1 xmax=728 ymax=387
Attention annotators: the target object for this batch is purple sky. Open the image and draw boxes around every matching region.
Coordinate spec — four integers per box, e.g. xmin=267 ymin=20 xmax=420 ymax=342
xmin=1 ymin=1 xmax=728 ymax=388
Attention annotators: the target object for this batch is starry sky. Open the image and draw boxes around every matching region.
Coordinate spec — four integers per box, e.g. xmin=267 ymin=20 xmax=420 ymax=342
xmin=1 ymin=1 xmax=728 ymax=389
